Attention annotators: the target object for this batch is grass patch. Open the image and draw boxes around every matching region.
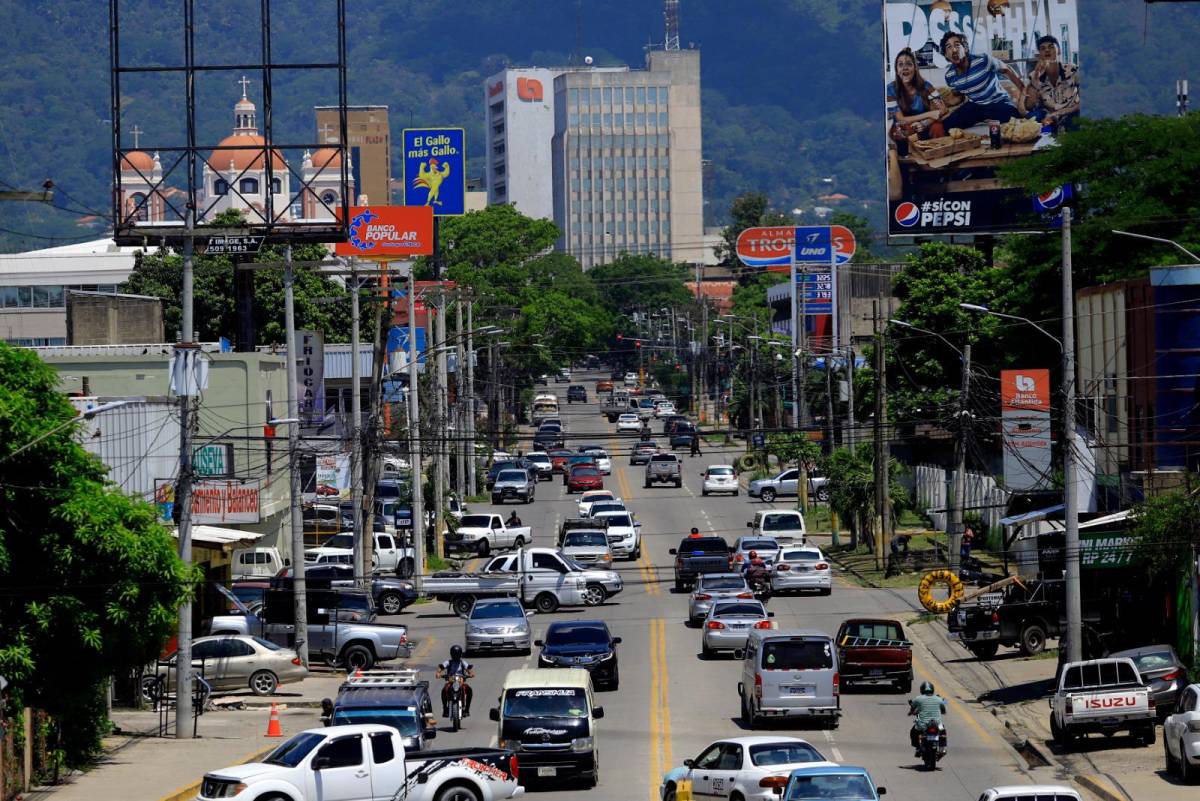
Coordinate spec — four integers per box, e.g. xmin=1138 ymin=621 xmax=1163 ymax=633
xmin=425 ymin=554 xmax=450 ymax=572
xmin=907 ymin=611 xmax=941 ymax=625
xmin=830 ymin=544 xmax=930 ymax=589
xmin=1020 ymin=647 xmax=1060 ymax=661
xmin=464 ymin=494 xmax=489 ymax=504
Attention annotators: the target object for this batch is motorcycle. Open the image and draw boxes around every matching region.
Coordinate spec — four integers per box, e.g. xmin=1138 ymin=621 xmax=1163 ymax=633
xmin=747 ymin=573 xmax=772 ymax=604
xmin=447 ymin=675 xmax=466 ymax=732
xmin=919 ymin=721 xmax=947 ymax=770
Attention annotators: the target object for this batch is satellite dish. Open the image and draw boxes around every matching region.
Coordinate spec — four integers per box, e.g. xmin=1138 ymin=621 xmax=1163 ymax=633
xmin=584 ymin=56 xmax=594 ymax=65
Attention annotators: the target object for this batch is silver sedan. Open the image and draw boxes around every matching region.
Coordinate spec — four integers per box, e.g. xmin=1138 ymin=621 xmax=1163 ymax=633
xmin=771 ymin=546 xmax=833 ymax=595
xmin=464 ymin=598 xmax=532 ymax=656
xmin=688 ymin=573 xmax=753 ymax=626
xmin=701 ymin=600 xmax=774 ymax=658
xmin=142 ymin=635 xmax=307 ymax=700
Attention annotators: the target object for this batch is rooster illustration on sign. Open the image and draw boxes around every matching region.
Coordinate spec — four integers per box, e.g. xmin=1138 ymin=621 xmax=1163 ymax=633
xmin=412 ymin=157 xmax=452 ymax=207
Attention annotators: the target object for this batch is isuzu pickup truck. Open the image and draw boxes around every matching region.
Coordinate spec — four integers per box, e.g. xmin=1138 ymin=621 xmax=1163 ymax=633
xmin=1050 ymin=657 xmax=1155 ymax=747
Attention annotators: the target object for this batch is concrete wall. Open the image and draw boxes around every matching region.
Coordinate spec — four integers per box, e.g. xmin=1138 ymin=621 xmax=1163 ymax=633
xmin=66 ymin=292 xmax=163 ymax=345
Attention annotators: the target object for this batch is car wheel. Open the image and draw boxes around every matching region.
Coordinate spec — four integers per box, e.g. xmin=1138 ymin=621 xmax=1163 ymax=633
xmin=1165 ymin=736 xmax=1178 ymax=774
xmin=379 ymin=591 xmax=405 ymax=615
xmin=644 ymin=480 xmax=651 ymax=488
xmin=760 ymin=488 xmax=777 ymax=503
xmin=435 ymin=784 xmax=482 ymax=801
xmin=820 ymin=587 xmax=832 ymax=596
xmin=583 ymin=583 xmax=606 ymax=606
xmin=534 ymin=592 xmax=560 ymax=614
xmin=663 ymin=785 xmax=677 ymax=801
xmin=702 ymin=489 xmax=708 ymax=496
xmin=967 ymin=642 xmax=999 ymax=659
xmin=1019 ymin=624 xmax=1047 ymax=656
xmin=249 ymin=670 xmax=279 ymax=696
xmin=342 ymin=644 xmax=374 ymax=671
xmin=701 ymin=642 xmax=714 ymax=659
xmin=140 ymin=675 xmax=163 ymax=705
xmin=476 ymin=539 xmax=491 ymax=557
xmin=816 ymin=487 xmax=830 ymax=503
xmin=513 ymin=535 xmax=525 ymax=549
xmin=1142 ymin=725 xmax=1156 ymax=747
xmin=1050 ymin=714 xmax=1073 ymax=747
xmin=733 ymin=490 xmax=739 ymax=496
xmin=675 ymin=479 xmax=682 ymax=488
xmin=396 ymin=558 xmax=415 ymax=579
xmin=1180 ymin=741 xmax=1195 ymax=783
xmin=633 ymin=546 xmax=642 ymax=560
xmin=897 ymin=678 xmax=912 ymax=694
xmin=491 ymin=496 xmax=502 ymax=505
xmin=452 ymin=596 xmax=475 ymax=617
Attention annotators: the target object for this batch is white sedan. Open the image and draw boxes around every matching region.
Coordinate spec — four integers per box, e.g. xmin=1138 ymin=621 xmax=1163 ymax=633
xmin=577 ymin=489 xmax=616 ymax=518
xmin=660 ymin=736 xmax=835 ymax=801
xmin=654 ymin=401 xmax=676 ymax=418
xmin=702 ymin=464 xmax=739 ymax=496
xmin=770 ymin=546 xmax=833 ymax=595
xmin=1165 ymin=682 xmax=1200 ymax=782
xmin=616 ymin=413 xmax=642 ymax=433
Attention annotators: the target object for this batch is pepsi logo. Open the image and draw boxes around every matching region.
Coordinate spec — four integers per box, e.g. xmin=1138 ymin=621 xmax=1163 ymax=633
xmin=895 ymin=202 xmax=920 ymax=228
xmin=1037 ymin=187 xmax=1063 ymax=209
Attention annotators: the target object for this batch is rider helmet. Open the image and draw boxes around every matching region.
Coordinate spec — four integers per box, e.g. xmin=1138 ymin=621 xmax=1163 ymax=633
xmin=450 ymin=645 xmax=463 ymax=660
xmin=749 ymin=550 xmax=758 ymax=559
xmin=921 ymin=681 xmax=935 ymax=695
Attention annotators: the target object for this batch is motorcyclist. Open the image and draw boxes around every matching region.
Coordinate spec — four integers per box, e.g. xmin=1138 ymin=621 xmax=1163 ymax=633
xmin=437 ymin=645 xmax=475 ymax=718
xmin=908 ymin=681 xmax=947 ymax=756
xmin=640 ymin=422 xmax=652 ymax=441
xmin=743 ymin=550 xmax=770 ymax=585
xmin=688 ymin=526 xmax=703 ymax=539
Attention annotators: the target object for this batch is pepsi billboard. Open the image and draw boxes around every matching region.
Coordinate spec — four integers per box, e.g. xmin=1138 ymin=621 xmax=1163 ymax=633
xmin=883 ymin=0 xmax=1081 ymax=238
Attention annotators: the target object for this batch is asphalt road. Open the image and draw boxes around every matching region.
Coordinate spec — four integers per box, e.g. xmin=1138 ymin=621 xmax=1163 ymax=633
xmin=394 ymin=376 xmax=1038 ymax=800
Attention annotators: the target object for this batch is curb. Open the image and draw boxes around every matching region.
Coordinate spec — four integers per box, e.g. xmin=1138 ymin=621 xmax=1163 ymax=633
xmin=154 ymin=744 xmax=275 ymax=801
xmin=1074 ymin=773 xmax=1133 ymax=801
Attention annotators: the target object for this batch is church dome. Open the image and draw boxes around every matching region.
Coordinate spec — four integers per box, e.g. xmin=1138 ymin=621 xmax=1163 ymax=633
xmin=209 ymin=134 xmax=286 ymax=172
xmin=309 ymin=147 xmax=343 ymax=169
xmin=121 ymin=151 xmax=155 ymax=172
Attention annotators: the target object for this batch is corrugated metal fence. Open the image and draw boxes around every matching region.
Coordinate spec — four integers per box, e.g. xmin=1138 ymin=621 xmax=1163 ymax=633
xmin=913 ymin=463 xmax=1009 ymax=533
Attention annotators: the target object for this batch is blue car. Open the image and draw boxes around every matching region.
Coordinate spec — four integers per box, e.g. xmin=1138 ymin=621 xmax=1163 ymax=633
xmin=783 ymin=766 xmax=885 ymax=800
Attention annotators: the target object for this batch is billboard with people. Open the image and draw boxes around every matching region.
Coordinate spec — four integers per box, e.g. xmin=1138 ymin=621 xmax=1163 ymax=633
xmin=884 ymin=0 xmax=1080 ymax=237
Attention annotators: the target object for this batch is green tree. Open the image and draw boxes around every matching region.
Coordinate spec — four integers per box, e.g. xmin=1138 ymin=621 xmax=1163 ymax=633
xmin=1131 ymin=491 xmax=1200 ymax=576
xmin=765 ymin=432 xmax=820 ymax=469
xmin=0 ymin=344 xmax=189 ymax=765
xmin=588 ymin=254 xmax=694 ymax=319
xmin=828 ymin=211 xmax=878 ymax=262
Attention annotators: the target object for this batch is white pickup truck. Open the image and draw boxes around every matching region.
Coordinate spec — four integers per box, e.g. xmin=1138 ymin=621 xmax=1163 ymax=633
xmin=196 ymin=723 xmax=524 ymax=801
xmin=1050 ymin=657 xmax=1156 ymax=747
xmin=423 ymin=548 xmax=599 ymax=615
xmin=444 ymin=513 xmax=532 ymax=557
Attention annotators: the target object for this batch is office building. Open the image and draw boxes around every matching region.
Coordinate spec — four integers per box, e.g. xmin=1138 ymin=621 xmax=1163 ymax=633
xmin=484 ymin=67 xmax=567 ymax=220
xmin=314 ymin=105 xmax=391 ymax=205
xmin=551 ymin=50 xmax=704 ymax=269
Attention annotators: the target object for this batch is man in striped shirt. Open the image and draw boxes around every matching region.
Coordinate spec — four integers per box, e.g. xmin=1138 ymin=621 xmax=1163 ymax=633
xmin=940 ymin=31 xmax=1027 ymax=131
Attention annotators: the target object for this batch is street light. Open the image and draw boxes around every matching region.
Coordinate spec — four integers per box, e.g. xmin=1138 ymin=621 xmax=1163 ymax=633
xmin=960 ymin=301 xmax=1081 ymax=662
xmin=2 ymin=399 xmax=129 ymax=464
xmin=1111 ymin=230 xmax=1200 ymax=263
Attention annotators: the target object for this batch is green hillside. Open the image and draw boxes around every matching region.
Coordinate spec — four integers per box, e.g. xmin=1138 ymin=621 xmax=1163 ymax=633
xmin=1 ymin=0 xmax=1197 ymax=252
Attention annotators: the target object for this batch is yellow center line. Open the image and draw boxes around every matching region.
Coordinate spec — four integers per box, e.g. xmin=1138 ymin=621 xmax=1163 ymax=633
xmin=411 ymin=634 xmax=438 ymax=662
xmin=910 ymin=649 xmax=998 ymax=747
xmin=611 ymin=438 xmax=658 ymax=595
xmin=658 ymin=618 xmax=672 ymax=772
xmin=649 ymin=617 xmax=673 ymax=801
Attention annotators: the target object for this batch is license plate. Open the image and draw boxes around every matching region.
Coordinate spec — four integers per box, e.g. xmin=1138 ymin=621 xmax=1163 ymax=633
xmin=869 ymin=669 xmax=883 ymax=676
xmin=538 ymin=767 xmax=557 ymax=777
xmin=729 ymin=623 xmax=747 ymax=629
xmin=786 ymin=685 xmax=814 ymax=696
xmin=925 ymin=734 xmax=940 ymax=742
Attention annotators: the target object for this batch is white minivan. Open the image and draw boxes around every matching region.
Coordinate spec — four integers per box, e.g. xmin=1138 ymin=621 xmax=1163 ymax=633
xmin=738 ymin=629 xmax=841 ymax=728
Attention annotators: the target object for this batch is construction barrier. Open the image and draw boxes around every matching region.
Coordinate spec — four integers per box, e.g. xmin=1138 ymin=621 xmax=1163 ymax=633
xmin=917 ymin=569 xmax=965 ymax=614
xmin=676 ymin=779 xmax=694 ymax=801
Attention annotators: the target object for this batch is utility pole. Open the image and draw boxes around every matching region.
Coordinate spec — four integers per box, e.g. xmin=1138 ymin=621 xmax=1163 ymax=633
xmin=465 ymin=296 xmax=477 ymax=496
xmin=873 ymin=300 xmax=890 ymax=570
xmin=433 ymin=290 xmax=448 ymax=558
xmin=1179 ymin=78 xmax=1189 ymax=117
xmin=455 ymin=293 xmax=465 ymax=498
xmin=407 ymin=267 xmax=425 ymax=591
xmin=825 ymin=355 xmax=835 ymax=450
xmin=349 ymin=264 xmax=364 ymax=581
xmin=1062 ymin=206 xmax=1082 ymax=662
xmin=282 ymin=247 xmax=309 ymax=666
xmin=846 ymin=348 xmax=857 ymax=454
xmin=174 ymin=209 xmax=196 ymax=738
xmin=948 ymin=342 xmax=971 ymax=571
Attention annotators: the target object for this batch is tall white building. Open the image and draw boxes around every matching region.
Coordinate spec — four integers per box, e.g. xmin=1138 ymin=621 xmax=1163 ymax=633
xmin=484 ymin=67 xmax=566 ymax=220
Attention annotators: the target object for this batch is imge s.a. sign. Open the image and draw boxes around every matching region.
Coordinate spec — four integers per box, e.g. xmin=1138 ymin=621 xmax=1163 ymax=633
xmin=335 ymin=205 xmax=434 ymax=257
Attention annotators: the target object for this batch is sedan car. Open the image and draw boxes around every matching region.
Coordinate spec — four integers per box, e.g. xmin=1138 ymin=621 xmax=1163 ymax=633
xmin=562 ymin=455 xmax=597 ymax=485
xmin=577 ymin=489 xmax=616 ymax=517
xmin=596 ymin=379 xmax=614 ymax=393
xmin=670 ymin=422 xmax=698 ymax=449
xmin=567 ymin=385 xmax=588 ymax=403
xmin=1110 ymin=644 xmax=1188 ymax=719
xmin=654 ymin=401 xmax=677 ymax=418
xmin=702 ymin=464 xmax=739 ymax=496
xmin=783 ymin=766 xmax=886 ymax=801
xmin=588 ymin=501 xmax=627 ymax=519
xmin=688 ymin=573 xmax=754 ymax=626
xmin=592 ymin=511 xmax=641 ymax=560
xmin=630 ymin=441 xmax=659 ymax=465
xmin=566 ymin=464 xmax=604 ymax=493
xmin=560 ymin=529 xmax=614 ymax=568
xmin=731 ymin=536 xmax=782 ymax=569
xmin=1164 ymin=682 xmax=1200 ymax=783
xmin=659 ymin=736 xmax=833 ymax=801
xmin=624 ymin=372 xmax=638 ymax=386
xmin=536 ymin=620 xmax=621 ymax=690
xmin=525 ymin=451 xmax=554 ymax=481
xmin=578 ymin=446 xmax=612 ymax=474
xmin=142 ymin=635 xmax=307 ymax=700
xmin=702 ymin=600 xmax=774 ymax=658
xmin=548 ymin=448 xmax=574 ymax=474
xmin=616 ymin=413 xmax=642 ymax=433
xmin=771 ymin=547 xmax=833 ymax=596
xmin=465 ymin=598 xmax=531 ymax=656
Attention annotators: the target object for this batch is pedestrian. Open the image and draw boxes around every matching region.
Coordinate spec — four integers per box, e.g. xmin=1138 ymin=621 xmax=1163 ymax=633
xmin=689 ymin=432 xmax=702 ymax=457
xmin=960 ymin=525 xmax=975 ymax=563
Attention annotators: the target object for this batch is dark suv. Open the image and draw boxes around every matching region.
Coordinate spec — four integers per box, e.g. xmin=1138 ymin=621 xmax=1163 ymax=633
xmin=536 ymin=620 xmax=622 ymax=691
xmin=567 ymin=385 xmax=588 ymax=404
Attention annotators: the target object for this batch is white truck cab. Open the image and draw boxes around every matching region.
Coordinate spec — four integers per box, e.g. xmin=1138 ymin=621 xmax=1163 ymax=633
xmin=231 ymin=547 xmax=286 ymax=579
xmin=748 ymin=510 xmax=807 ymax=546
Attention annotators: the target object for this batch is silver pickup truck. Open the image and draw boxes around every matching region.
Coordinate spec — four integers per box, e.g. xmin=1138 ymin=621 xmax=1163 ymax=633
xmin=208 ymin=585 xmax=411 ymax=671
xmin=424 ymin=548 xmax=591 ymax=615
xmin=491 ymin=468 xmax=536 ymax=505
xmin=645 ymin=452 xmax=683 ymax=488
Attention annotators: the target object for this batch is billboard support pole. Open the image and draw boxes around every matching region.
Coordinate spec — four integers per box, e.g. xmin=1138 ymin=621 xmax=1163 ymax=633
xmin=948 ymin=342 xmax=971 ymax=571
xmin=408 ymin=267 xmax=425 ymax=593
xmin=1062 ymin=207 xmax=1082 ymax=663
xmin=790 ymin=255 xmax=799 ymax=430
xmin=350 ymin=263 xmax=364 ymax=582
xmin=283 ymin=246 xmax=309 ymax=668
xmin=173 ymin=210 xmax=196 ymax=738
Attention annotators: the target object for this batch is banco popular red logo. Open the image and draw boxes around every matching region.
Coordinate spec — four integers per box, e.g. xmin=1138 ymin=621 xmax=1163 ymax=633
xmin=516 ymin=78 xmax=543 ymax=102
xmin=894 ymin=202 xmax=920 ymax=228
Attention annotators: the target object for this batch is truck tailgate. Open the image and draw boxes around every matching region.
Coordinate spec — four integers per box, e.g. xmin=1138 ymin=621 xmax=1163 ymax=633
xmin=840 ymin=645 xmax=911 ymax=668
xmin=1069 ymin=688 xmax=1151 ymax=720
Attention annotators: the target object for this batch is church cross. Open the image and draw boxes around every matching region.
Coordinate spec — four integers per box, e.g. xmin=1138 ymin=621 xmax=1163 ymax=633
xmin=130 ymin=124 xmax=143 ymax=148
xmin=318 ymin=121 xmax=336 ymax=143
xmin=238 ymin=75 xmax=252 ymax=97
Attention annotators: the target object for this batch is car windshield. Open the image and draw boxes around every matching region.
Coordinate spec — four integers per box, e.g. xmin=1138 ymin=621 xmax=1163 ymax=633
xmin=263 ymin=732 xmax=325 ymax=767
xmin=701 ymin=576 xmax=747 ymax=590
xmin=332 ymin=708 xmax=423 ymax=736
xmin=1131 ymin=652 xmax=1175 ymax=672
xmin=620 ymin=415 xmax=637 ymax=421
xmin=598 ymin=514 xmax=632 ymax=528
xmin=741 ymin=539 xmax=778 ymax=551
xmin=503 ymin=688 xmax=589 ymax=719
xmin=785 ymin=774 xmax=874 ymax=800
xmin=252 ymin=636 xmax=281 ymax=651
xmin=762 ymin=639 xmax=834 ymax=671
xmin=763 ymin=516 xmax=802 ymax=532
xmin=459 ymin=515 xmax=494 ymax=528
xmin=714 ymin=603 xmax=765 ymax=617
xmin=781 ymin=550 xmax=822 ymax=562
xmin=707 ymin=467 xmax=734 ymax=476
xmin=471 ymin=602 xmax=523 ymax=620
xmin=572 ymin=468 xmax=600 ymax=477
xmin=323 ymin=534 xmax=353 ymax=549
xmin=497 ymin=471 xmax=527 ymax=482
xmin=749 ymin=743 xmax=826 ymax=767
xmin=546 ymin=624 xmax=610 ymax=646
xmin=527 ymin=455 xmax=550 ymax=464
xmin=332 ymin=594 xmax=371 ymax=613
xmin=376 ymin=483 xmax=403 ymax=498
xmin=565 ymin=531 xmax=609 ymax=547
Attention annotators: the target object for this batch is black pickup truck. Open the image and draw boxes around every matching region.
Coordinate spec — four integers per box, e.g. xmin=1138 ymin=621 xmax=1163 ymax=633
xmin=948 ymin=579 xmax=1062 ymax=658
xmin=669 ymin=536 xmax=730 ymax=592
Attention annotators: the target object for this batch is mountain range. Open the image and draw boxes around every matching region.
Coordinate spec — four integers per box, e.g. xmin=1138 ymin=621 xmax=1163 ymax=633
xmin=1 ymin=0 xmax=1198 ymax=253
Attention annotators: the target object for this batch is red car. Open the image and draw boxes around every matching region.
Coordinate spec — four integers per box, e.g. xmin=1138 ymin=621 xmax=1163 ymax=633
xmin=566 ymin=465 xmax=604 ymax=493
xmin=596 ymin=380 xmax=614 ymax=393
xmin=548 ymin=449 xmax=574 ymax=474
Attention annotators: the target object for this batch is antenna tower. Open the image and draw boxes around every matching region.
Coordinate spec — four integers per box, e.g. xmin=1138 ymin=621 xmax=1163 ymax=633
xmin=664 ymin=0 xmax=680 ymax=51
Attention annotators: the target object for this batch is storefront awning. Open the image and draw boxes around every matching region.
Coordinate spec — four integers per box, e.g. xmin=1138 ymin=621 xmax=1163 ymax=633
xmin=172 ymin=525 xmax=264 ymax=547
xmin=999 ymin=504 xmax=1064 ymax=527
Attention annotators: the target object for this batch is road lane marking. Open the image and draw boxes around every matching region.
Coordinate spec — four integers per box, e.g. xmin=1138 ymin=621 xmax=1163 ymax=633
xmin=411 ymin=635 xmax=438 ymax=662
xmin=648 ymin=618 xmax=672 ymax=801
xmin=821 ymin=729 xmax=844 ymax=762
xmin=613 ymin=450 xmax=659 ymax=596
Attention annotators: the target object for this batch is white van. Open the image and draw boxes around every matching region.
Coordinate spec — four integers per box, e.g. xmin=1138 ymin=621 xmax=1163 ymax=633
xmin=231 ymin=547 xmax=287 ymax=578
xmin=491 ymin=668 xmax=602 ymax=786
xmin=738 ymin=628 xmax=840 ymax=728
xmin=748 ymin=510 xmax=807 ymax=546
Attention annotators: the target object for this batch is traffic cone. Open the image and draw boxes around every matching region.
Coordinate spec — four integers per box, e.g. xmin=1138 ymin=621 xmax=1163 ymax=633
xmin=265 ymin=703 xmax=283 ymax=737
